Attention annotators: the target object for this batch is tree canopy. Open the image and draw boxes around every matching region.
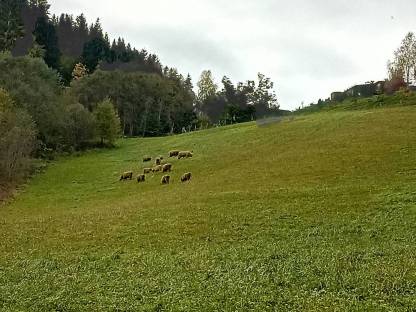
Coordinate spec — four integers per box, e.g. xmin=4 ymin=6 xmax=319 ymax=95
xmin=388 ymin=32 xmax=416 ymax=86
xmin=94 ymin=98 xmax=121 ymax=146
xmin=196 ymin=71 xmax=280 ymax=123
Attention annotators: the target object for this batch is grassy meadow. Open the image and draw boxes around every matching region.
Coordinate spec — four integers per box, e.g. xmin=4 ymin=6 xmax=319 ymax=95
xmin=1 ymin=106 xmax=416 ymax=311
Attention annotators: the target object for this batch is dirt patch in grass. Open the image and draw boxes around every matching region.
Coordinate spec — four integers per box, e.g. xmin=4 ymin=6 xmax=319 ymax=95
xmin=0 ymin=183 xmax=16 ymax=204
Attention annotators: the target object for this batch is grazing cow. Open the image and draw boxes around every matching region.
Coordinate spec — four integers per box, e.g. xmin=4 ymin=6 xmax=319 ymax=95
xmin=169 ymin=150 xmax=180 ymax=157
xmin=161 ymin=175 xmax=171 ymax=185
xmin=155 ymin=157 xmax=162 ymax=166
xmin=152 ymin=165 xmax=163 ymax=173
xmin=162 ymin=163 xmax=172 ymax=173
xmin=181 ymin=172 xmax=192 ymax=182
xmin=137 ymin=174 xmax=146 ymax=183
xmin=178 ymin=151 xmax=193 ymax=159
xmin=143 ymin=168 xmax=152 ymax=174
xmin=120 ymin=171 xmax=133 ymax=181
xmin=143 ymin=156 xmax=152 ymax=162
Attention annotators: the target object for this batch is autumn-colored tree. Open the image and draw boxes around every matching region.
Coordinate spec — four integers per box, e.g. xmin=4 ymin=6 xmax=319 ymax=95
xmin=388 ymin=32 xmax=416 ymax=85
xmin=72 ymin=62 xmax=88 ymax=81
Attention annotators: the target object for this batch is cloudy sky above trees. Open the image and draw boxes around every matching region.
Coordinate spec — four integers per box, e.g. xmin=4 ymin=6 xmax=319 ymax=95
xmin=49 ymin=0 xmax=416 ymax=110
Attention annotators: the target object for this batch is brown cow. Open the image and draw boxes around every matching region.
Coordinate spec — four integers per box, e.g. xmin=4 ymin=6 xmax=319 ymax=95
xmin=161 ymin=175 xmax=171 ymax=185
xmin=155 ymin=157 xmax=162 ymax=166
xmin=162 ymin=163 xmax=172 ymax=173
xmin=120 ymin=171 xmax=133 ymax=181
xmin=137 ymin=174 xmax=146 ymax=183
xmin=181 ymin=172 xmax=192 ymax=182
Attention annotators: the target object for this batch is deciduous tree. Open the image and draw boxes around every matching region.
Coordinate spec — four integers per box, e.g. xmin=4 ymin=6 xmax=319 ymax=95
xmin=0 ymin=89 xmax=37 ymax=182
xmin=197 ymin=70 xmax=218 ymax=103
xmin=72 ymin=62 xmax=88 ymax=81
xmin=389 ymin=32 xmax=416 ymax=85
xmin=94 ymin=98 xmax=121 ymax=146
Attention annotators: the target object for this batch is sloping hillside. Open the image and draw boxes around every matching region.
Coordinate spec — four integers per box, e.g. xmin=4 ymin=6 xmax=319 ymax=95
xmin=1 ymin=106 xmax=416 ymax=311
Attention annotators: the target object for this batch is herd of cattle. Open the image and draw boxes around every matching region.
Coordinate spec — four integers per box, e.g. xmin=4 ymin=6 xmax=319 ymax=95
xmin=119 ymin=150 xmax=193 ymax=185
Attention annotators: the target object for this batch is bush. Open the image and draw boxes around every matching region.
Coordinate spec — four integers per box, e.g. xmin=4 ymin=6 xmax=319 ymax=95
xmin=64 ymin=103 xmax=96 ymax=150
xmin=0 ymin=89 xmax=37 ymax=184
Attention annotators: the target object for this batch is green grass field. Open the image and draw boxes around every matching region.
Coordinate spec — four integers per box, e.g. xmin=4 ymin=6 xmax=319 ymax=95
xmin=1 ymin=106 xmax=416 ymax=311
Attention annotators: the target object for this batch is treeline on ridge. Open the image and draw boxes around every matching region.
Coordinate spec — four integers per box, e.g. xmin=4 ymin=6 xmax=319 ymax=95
xmin=9 ymin=0 xmax=163 ymax=84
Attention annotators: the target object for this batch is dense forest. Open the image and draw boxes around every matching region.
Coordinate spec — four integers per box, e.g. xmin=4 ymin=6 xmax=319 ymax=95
xmin=0 ymin=0 xmax=283 ymax=191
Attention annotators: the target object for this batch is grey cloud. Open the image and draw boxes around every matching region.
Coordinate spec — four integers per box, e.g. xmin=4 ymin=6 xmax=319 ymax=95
xmin=274 ymin=37 xmax=358 ymax=78
xmin=49 ymin=0 xmax=416 ymax=109
xmin=126 ymin=26 xmax=242 ymax=75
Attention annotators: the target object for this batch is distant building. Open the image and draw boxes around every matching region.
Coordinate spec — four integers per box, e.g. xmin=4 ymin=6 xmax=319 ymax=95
xmin=331 ymin=81 xmax=386 ymax=102
xmin=331 ymin=92 xmax=346 ymax=102
xmin=345 ymin=83 xmax=377 ymax=98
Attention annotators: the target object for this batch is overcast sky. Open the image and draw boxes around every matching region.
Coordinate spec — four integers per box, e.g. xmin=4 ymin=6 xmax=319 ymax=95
xmin=49 ymin=0 xmax=415 ymax=110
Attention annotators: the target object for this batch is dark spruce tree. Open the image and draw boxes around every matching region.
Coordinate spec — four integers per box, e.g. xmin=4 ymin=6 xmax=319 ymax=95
xmin=54 ymin=13 xmax=76 ymax=56
xmin=82 ymin=37 xmax=110 ymax=72
xmin=74 ymin=14 xmax=89 ymax=56
xmin=12 ymin=0 xmax=49 ymax=56
xmin=88 ymin=18 xmax=103 ymax=40
xmin=33 ymin=15 xmax=61 ymax=69
xmin=0 ymin=0 xmax=26 ymax=52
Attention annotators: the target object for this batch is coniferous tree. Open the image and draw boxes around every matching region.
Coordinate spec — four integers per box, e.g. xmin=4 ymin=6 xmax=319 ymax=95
xmin=146 ymin=54 xmax=162 ymax=73
xmin=33 ymin=15 xmax=61 ymax=69
xmin=184 ymin=74 xmax=195 ymax=98
xmin=12 ymin=0 xmax=49 ymax=56
xmin=29 ymin=0 xmax=50 ymax=10
xmin=89 ymin=18 xmax=103 ymax=40
xmin=104 ymin=33 xmax=110 ymax=49
xmin=0 ymin=0 xmax=26 ymax=52
xmin=55 ymin=13 xmax=75 ymax=56
xmin=82 ymin=37 xmax=110 ymax=72
xmin=74 ymin=14 xmax=89 ymax=56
